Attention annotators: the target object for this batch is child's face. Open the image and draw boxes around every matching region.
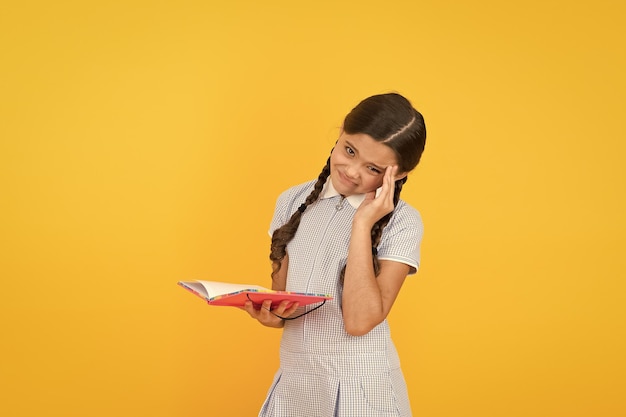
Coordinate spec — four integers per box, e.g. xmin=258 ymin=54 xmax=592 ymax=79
xmin=330 ymin=132 xmax=402 ymax=196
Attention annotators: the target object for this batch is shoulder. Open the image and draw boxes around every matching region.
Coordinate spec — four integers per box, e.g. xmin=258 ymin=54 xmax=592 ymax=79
xmin=275 ymin=179 xmax=317 ymax=208
xmin=389 ymin=200 xmax=423 ymax=232
xmin=380 ymin=199 xmax=424 ymax=246
xmin=270 ymin=180 xmax=317 ymax=232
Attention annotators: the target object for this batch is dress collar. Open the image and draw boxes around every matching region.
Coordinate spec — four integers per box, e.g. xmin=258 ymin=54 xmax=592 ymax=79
xmin=319 ymin=177 xmax=380 ymax=209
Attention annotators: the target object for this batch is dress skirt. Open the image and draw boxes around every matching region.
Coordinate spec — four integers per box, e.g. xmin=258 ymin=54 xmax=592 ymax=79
xmin=258 ymin=342 xmax=412 ymax=417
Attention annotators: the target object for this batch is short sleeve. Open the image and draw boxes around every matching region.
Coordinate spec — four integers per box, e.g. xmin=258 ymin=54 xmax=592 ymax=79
xmin=269 ymin=191 xmax=292 ymax=237
xmin=268 ymin=180 xmax=317 ymax=237
xmin=376 ymin=201 xmax=423 ymax=275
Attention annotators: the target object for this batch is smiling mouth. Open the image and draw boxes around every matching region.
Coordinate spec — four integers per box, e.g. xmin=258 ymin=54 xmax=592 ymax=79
xmin=339 ymin=171 xmax=357 ymax=186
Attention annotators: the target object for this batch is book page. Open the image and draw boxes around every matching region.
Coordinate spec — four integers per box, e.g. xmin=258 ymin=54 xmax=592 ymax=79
xmin=178 ymin=280 xmax=333 ymax=308
xmin=196 ymin=280 xmax=270 ymax=298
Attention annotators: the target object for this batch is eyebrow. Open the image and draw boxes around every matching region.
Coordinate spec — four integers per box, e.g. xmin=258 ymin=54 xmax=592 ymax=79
xmin=344 ymin=139 xmax=387 ymax=171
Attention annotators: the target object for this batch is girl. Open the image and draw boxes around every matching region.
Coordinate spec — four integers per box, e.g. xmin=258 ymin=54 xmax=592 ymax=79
xmin=244 ymin=93 xmax=427 ymax=417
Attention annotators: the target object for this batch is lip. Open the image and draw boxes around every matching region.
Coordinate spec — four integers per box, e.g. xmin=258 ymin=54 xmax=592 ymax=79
xmin=338 ymin=171 xmax=357 ymax=187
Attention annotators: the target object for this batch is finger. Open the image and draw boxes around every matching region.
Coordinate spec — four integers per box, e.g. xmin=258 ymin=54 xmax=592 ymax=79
xmin=276 ymin=300 xmax=293 ymax=312
xmin=242 ymin=301 xmax=259 ymax=318
xmin=253 ymin=303 xmax=271 ymax=323
xmin=284 ymin=302 xmax=300 ymax=315
xmin=383 ymin=166 xmax=394 ymax=193
xmin=257 ymin=300 xmax=273 ymax=319
xmin=276 ymin=299 xmax=301 ymax=316
xmin=364 ymin=190 xmax=376 ymax=201
xmin=380 ymin=166 xmax=393 ymax=201
xmin=385 ymin=165 xmax=393 ymax=180
xmin=375 ymin=168 xmax=392 ymax=199
xmin=389 ymin=165 xmax=399 ymax=191
xmin=389 ymin=166 xmax=398 ymax=187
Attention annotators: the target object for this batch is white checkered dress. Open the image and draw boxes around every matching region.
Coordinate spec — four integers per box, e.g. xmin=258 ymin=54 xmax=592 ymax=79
xmin=260 ymin=179 xmax=423 ymax=417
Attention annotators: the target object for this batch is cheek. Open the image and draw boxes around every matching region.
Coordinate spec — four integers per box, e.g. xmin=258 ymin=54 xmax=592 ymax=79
xmin=329 ymin=149 xmax=344 ymax=166
xmin=363 ymin=176 xmax=384 ymax=192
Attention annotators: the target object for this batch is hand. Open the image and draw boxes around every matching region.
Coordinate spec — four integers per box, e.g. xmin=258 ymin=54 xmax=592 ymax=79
xmin=242 ymin=299 xmax=300 ymax=328
xmin=354 ymin=165 xmax=398 ymax=228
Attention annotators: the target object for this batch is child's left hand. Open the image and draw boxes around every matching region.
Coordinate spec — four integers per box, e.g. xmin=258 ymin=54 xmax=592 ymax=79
xmin=354 ymin=165 xmax=397 ymax=228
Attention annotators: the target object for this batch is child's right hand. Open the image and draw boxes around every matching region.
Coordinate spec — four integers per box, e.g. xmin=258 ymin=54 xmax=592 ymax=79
xmin=242 ymin=299 xmax=300 ymax=328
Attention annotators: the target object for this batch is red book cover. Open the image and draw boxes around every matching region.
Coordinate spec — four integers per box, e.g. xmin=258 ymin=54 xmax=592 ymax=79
xmin=178 ymin=280 xmax=332 ymax=308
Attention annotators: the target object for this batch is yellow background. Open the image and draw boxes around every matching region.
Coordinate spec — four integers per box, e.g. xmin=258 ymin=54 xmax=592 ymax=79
xmin=1 ymin=1 xmax=624 ymax=416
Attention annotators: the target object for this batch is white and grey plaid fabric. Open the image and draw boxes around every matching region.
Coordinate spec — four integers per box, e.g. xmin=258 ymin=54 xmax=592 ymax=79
xmin=260 ymin=179 xmax=423 ymax=417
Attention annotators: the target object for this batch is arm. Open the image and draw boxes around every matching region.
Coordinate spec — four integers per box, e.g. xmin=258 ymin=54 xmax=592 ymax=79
xmin=342 ymin=232 xmax=409 ymax=335
xmin=342 ymin=166 xmax=410 ymax=336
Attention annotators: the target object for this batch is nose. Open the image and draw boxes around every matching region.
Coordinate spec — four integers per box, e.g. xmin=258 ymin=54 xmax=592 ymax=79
xmin=345 ymin=164 xmax=358 ymax=179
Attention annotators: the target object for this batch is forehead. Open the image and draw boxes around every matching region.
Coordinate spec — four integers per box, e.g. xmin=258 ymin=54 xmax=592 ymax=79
xmin=339 ymin=132 xmax=398 ymax=166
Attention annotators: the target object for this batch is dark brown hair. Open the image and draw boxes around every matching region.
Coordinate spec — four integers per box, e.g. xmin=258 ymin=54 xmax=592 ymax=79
xmin=270 ymin=93 xmax=426 ymax=281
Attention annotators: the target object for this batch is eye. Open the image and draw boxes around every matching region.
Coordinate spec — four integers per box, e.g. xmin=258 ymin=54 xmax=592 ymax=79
xmin=367 ymin=166 xmax=382 ymax=174
xmin=345 ymin=146 xmax=355 ymax=156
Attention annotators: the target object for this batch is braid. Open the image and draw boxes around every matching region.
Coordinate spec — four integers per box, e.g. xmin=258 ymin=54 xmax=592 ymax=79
xmin=270 ymin=158 xmax=331 ymax=281
xmin=339 ymin=177 xmax=408 ymax=282
xmin=370 ymin=177 xmax=406 ymax=275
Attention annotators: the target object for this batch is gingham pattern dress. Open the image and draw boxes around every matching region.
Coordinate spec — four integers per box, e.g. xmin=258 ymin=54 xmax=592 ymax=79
xmin=260 ymin=179 xmax=423 ymax=417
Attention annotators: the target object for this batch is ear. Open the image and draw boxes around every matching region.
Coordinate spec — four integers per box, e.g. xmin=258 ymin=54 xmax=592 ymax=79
xmin=394 ymin=171 xmax=408 ymax=182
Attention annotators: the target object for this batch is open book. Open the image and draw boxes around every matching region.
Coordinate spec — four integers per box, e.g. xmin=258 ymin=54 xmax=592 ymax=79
xmin=178 ymin=280 xmax=333 ymax=308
